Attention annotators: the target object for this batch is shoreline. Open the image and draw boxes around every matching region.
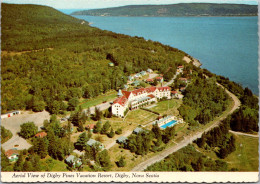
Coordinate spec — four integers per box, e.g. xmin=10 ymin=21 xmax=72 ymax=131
xmin=182 ymin=55 xmax=202 ymax=67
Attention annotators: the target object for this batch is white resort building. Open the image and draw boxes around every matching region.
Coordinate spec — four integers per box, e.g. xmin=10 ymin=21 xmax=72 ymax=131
xmin=112 ymin=86 xmax=171 ymax=117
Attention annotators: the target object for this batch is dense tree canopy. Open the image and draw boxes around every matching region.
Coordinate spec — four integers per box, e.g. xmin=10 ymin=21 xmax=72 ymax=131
xmin=1 ymin=3 xmax=187 ymax=114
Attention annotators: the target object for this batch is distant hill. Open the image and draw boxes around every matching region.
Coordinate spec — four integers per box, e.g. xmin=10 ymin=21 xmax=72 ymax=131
xmin=71 ymin=3 xmax=257 ymax=17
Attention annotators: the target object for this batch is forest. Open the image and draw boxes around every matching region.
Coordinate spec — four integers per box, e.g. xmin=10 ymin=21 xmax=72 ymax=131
xmin=178 ymin=71 xmax=229 ymax=126
xmin=203 ymin=69 xmax=259 ymax=133
xmin=1 ymin=3 xmax=187 ymax=114
xmin=72 ymin=3 xmax=257 ymax=17
xmin=145 ymin=122 xmax=236 ymax=171
xmin=145 ymin=144 xmax=229 ymax=171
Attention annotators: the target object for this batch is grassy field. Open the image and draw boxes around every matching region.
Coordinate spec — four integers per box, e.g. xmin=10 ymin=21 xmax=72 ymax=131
xmin=150 ymin=99 xmax=182 ymax=115
xmin=124 ymin=109 xmax=157 ymax=125
xmin=225 ymin=134 xmax=258 ymax=171
xmin=40 ymin=156 xmax=68 ymax=171
xmin=195 ymin=133 xmax=259 ymax=171
xmin=78 ymin=90 xmax=117 ymax=109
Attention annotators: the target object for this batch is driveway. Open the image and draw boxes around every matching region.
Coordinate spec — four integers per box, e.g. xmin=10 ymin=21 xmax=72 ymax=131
xmin=84 ymin=102 xmax=112 ymax=114
xmin=1 ymin=111 xmax=50 ymax=150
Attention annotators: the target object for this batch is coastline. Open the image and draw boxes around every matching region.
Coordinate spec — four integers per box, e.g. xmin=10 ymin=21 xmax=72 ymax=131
xmin=182 ymin=55 xmax=202 ymax=67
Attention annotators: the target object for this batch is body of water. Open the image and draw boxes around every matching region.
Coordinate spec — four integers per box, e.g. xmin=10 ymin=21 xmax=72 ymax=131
xmin=74 ymin=15 xmax=258 ymax=94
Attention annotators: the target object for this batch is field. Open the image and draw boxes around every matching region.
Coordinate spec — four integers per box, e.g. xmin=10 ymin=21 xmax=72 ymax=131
xmin=225 ymin=134 xmax=258 ymax=171
xmin=195 ymin=134 xmax=258 ymax=171
xmin=150 ymin=99 xmax=182 ymax=115
xmin=78 ymin=90 xmax=117 ymax=109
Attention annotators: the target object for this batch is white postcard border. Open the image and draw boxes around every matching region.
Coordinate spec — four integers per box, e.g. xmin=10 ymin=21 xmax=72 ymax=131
xmin=1 ymin=172 xmax=259 ymax=183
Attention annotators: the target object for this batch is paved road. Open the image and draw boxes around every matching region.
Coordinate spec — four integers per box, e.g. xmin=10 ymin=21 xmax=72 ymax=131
xmin=1 ymin=111 xmax=50 ymax=151
xmin=84 ymin=102 xmax=112 ymax=115
xmin=163 ymin=73 xmax=178 ymax=87
xmin=131 ymin=83 xmax=241 ymax=171
xmin=229 ymin=130 xmax=259 ymax=138
xmin=149 ymin=73 xmax=158 ymax=79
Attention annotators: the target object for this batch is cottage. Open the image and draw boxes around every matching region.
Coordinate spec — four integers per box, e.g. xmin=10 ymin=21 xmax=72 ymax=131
xmin=128 ymin=76 xmax=134 ymax=81
xmin=140 ymin=71 xmax=147 ymax=76
xmin=133 ymin=127 xmax=143 ymax=134
xmin=117 ymin=136 xmax=128 ymax=144
xmin=180 ymin=87 xmax=186 ymax=93
xmin=35 ymin=132 xmax=47 ymax=138
xmin=86 ymin=124 xmax=95 ymax=131
xmin=132 ymin=80 xmax=140 ymax=86
xmin=147 ymin=68 xmax=153 ymax=73
xmin=65 ymin=155 xmax=82 ymax=168
xmin=86 ymin=139 xmax=104 ymax=149
xmin=134 ymin=73 xmax=141 ymax=78
xmin=155 ymin=76 xmax=163 ymax=83
xmin=1 ymin=110 xmax=21 ymax=119
xmin=146 ymin=78 xmax=154 ymax=83
xmin=5 ymin=149 xmax=19 ymax=162
xmin=171 ymin=91 xmax=178 ymax=98
xmin=179 ymin=78 xmax=188 ymax=83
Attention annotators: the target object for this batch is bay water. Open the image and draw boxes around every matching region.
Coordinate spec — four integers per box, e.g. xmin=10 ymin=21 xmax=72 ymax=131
xmin=73 ymin=15 xmax=258 ymax=94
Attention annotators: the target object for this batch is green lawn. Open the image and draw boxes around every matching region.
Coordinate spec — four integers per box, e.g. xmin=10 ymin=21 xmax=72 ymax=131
xmin=150 ymin=99 xmax=181 ymax=115
xmin=78 ymin=90 xmax=117 ymax=109
xmin=225 ymin=134 xmax=259 ymax=171
xmin=41 ymin=157 xmax=68 ymax=171
xmin=124 ymin=109 xmax=158 ymax=125
xmin=195 ymin=134 xmax=259 ymax=171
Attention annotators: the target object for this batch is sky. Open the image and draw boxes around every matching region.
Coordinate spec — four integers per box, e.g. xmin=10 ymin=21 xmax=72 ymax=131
xmin=2 ymin=0 xmax=258 ymax=9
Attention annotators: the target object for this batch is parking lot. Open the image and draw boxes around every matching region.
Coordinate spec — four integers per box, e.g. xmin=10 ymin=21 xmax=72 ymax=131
xmin=1 ymin=110 xmax=50 ymax=150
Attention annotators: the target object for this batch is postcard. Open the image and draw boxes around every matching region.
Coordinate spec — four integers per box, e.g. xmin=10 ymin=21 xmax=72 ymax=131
xmin=1 ymin=0 xmax=259 ymax=183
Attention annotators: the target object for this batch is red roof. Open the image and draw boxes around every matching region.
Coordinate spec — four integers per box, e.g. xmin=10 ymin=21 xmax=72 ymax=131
xmin=122 ymin=90 xmax=131 ymax=99
xmin=35 ymin=132 xmax=47 ymax=138
xmin=178 ymin=65 xmax=184 ymax=68
xmin=158 ymin=86 xmax=170 ymax=91
xmin=5 ymin=149 xmax=19 ymax=157
xmin=86 ymin=124 xmax=95 ymax=129
xmin=171 ymin=91 xmax=178 ymax=94
xmin=148 ymin=94 xmax=155 ymax=98
xmin=156 ymin=77 xmax=163 ymax=80
xmin=146 ymin=78 xmax=154 ymax=82
xmin=132 ymin=88 xmax=147 ymax=96
xmin=146 ymin=86 xmax=157 ymax=93
xmin=113 ymin=96 xmax=128 ymax=106
xmin=179 ymin=78 xmax=187 ymax=81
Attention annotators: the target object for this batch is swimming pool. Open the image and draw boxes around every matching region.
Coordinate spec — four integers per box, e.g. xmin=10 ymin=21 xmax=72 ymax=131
xmin=160 ymin=120 xmax=177 ymax=129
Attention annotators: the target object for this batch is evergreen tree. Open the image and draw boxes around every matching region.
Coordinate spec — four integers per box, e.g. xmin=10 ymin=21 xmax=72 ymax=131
xmin=67 ymin=98 xmax=79 ymax=111
xmin=75 ymin=132 xmax=89 ymax=151
xmin=93 ymin=121 xmax=102 ymax=133
xmin=116 ymin=156 xmax=126 ymax=167
xmin=107 ymin=128 xmax=115 ymax=138
xmin=13 ymin=155 xmax=23 ymax=171
xmin=94 ymin=107 xmax=102 ymax=121
xmin=97 ymin=149 xmax=111 ymax=170
xmin=101 ymin=121 xmax=111 ymax=134
xmin=22 ymin=160 xmax=33 ymax=171
xmin=1 ymin=148 xmax=11 ymax=171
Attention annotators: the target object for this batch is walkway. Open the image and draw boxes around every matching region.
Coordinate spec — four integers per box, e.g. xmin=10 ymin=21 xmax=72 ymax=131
xmin=229 ymin=130 xmax=259 ymax=138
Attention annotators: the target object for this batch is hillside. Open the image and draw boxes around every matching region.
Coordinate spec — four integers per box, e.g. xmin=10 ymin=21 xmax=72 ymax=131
xmin=1 ymin=3 xmax=188 ymax=113
xmin=71 ymin=3 xmax=257 ymax=17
